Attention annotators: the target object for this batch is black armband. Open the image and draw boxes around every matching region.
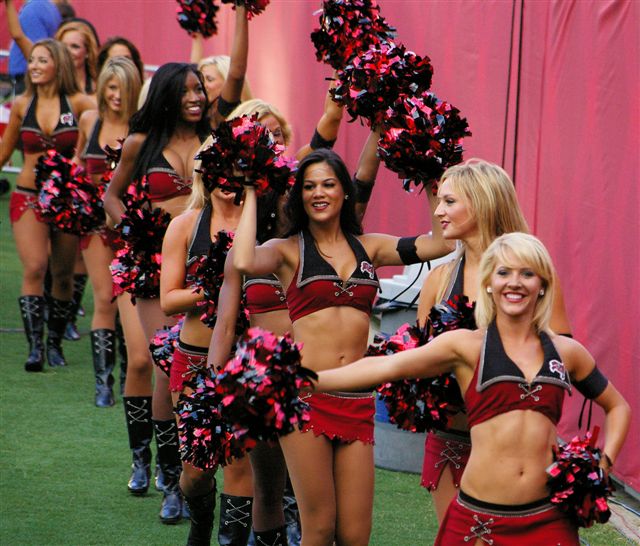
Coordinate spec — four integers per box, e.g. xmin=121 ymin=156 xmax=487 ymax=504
xmin=396 ymin=236 xmax=421 ymax=265
xmin=559 ymin=333 xmax=573 ymax=338
xmin=217 ymin=96 xmax=241 ymax=118
xmin=310 ymin=128 xmax=336 ymax=150
xmin=354 ymin=176 xmax=374 ymax=204
xmin=574 ymin=366 xmax=609 ymax=399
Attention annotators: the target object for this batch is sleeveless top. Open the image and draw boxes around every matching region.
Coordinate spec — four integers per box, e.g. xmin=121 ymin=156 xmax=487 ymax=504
xmin=81 ymin=118 xmax=108 ymax=176
xmin=244 ymin=274 xmax=288 ymax=315
xmin=146 ymin=151 xmax=192 ymax=202
xmin=465 ymin=321 xmax=572 ymax=429
xmin=20 ymin=94 xmax=78 ymax=157
xmin=286 ymin=229 xmax=379 ymax=323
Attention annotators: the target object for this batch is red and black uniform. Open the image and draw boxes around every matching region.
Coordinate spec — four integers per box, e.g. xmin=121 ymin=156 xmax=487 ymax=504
xmin=243 ymin=274 xmax=287 ymax=315
xmin=434 ymin=321 xmax=578 ymax=545
xmin=10 ymin=94 xmax=78 ymax=224
xmin=288 ymin=229 xmax=380 ymax=444
xmin=146 ymin=151 xmax=192 ymax=203
xmin=170 ymin=203 xmax=212 ymax=393
xmin=422 ymin=255 xmax=472 ymax=491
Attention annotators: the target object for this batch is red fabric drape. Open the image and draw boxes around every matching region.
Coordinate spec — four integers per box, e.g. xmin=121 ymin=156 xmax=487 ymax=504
xmin=2 ymin=0 xmax=637 ymax=491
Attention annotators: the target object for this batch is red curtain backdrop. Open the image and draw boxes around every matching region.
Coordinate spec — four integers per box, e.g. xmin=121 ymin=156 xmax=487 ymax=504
xmin=2 ymin=0 xmax=637 ymax=491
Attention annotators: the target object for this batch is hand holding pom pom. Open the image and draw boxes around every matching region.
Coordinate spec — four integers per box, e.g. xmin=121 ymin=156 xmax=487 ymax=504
xmin=215 ymin=327 xmax=318 ymax=450
xmin=547 ymin=427 xmax=614 ymax=528
xmin=221 ymin=0 xmax=270 ymax=19
xmin=176 ymin=0 xmax=220 ymax=38
xmin=35 ymin=150 xmax=106 ymax=235
xmin=311 ymin=0 xmax=396 ymax=70
xmin=150 ymin=318 xmax=184 ymax=377
xmin=378 ymin=92 xmax=472 ymax=193
xmin=196 ymin=115 xmax=296 ymax=204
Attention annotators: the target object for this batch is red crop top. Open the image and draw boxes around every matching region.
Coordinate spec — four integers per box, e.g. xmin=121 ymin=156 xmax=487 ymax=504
xmin=465 ymin=321 xmax=572 ymax=429
xmin=20 ymin=94 xmax=78 ymax=157
xmin=286 ymin=229 xmax=379 ymax=323
xmin=146 ymin=151 xmax=192 ymax=202
xmin=81 ymin=118 xmax=107 ymax=176
xmin=244 ymin=275 xmax=287 ymax=315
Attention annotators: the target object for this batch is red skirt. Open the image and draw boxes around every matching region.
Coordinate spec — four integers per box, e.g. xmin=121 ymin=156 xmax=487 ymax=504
xmin=169 ymin=341 xmax=208 ymax=393
xmin=421 ymin=429 xmax=471 ymax=491
xmin=10 ymin=188 xmax=43 ymax=223
xmin=435 ymin=491 xmax=579 ymax=546
xmin=300 ymin=392 xmax=375 ymax=444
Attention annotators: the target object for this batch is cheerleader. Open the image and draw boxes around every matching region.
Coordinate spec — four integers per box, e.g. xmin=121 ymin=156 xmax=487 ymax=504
xmin=0 ymin=38 xmax=93 ymax=371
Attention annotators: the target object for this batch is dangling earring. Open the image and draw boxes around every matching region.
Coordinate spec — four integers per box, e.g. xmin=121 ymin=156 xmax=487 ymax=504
xmin=486 ymin=287 xmax=492 ymax=293
xmin=539 ymin=289 xmax=545 ymax=296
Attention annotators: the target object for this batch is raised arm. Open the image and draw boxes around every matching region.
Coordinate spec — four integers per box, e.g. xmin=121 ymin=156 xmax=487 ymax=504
xmin=295 ymin=76 xmax=344 ymax=161
xmin=213 ymin=5 xmax=249 ymax=124
xmin=102 ymin=133 xmax=144 ymax=225
xmin=353 ymin=127 xmax=381 ymax=221
xmin=4 ymin=0 xmax=33 ymax=60
xmin=232 ymin=186 xmax=285 ymax=275
xmin=315 ymin=329 xmax=471 ymax=393
xmin=160 ymin=212 xmax=204 ymax=316
xmin=207 ymin=248 xmax=243 ymax=369
xmin=0 ymin=97 xmax=24 ymax=167
xmin=190 ymin=33 xmax=204 ymax=64
xmin=549 ymin=276 xmax=572 ymax=336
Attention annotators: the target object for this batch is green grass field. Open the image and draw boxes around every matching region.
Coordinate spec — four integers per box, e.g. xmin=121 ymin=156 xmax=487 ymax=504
xmin=0 ymin=184 xmax=632 ymax=545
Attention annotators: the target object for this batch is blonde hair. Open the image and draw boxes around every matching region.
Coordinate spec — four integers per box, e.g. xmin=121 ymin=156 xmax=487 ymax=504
xmin=24 ymin=39 xmax=79 ymax=96
xmin=187 ymin=135 xmax=214 ymax=211
xmin=198 ymin=55 xmax=253 ymax=102
xmin=475 ymin=233 xmax=556 ymax=332
xmin=96 ymin=57 xmax=141 ymax=122
xmin=55 ymin=21 xmax=99 ymax=87
xmin=435 ymin=159 xmax=530 ymax=302
xmin=228 ymin=99 xmax=292 ymax=146
xmin=137 ymin=78 xmax=152 ymax=110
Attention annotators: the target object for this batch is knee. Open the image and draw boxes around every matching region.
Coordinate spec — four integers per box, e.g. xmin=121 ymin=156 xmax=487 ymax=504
xmin=50 ymin=274 xmax=73 ymax=295
xmin=23 ymin=262 xmax=47 ymax=285
xmin=126 ymin=357 xmax=152 ymax=384
xmin=302 ymin=517 xmax=336 ymax=546
xmin=180 ymin=465 xmax=215 ymax=496
xmin=336 ymin=522 xmax=371 ymax=546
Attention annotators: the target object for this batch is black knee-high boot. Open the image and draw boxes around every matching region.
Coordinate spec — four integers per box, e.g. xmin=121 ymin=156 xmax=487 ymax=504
xmin=91 ymin=329 xmax=116 ymax=407
xmin=18 ymin=296 xmax=46 ymax=372
xmin=154 ymin=419 xmax=184 ymax=524
xmin=115 ymin=316 xmax=127 ymax=395
xmin=64 ymin=273 xmax=87 ymax=341
xmin=218 ymin=493 xmax=253 ymax=545
xmin=124 ymin=396 xmax=153 ymax=495
xmin=253 ymin=527 xmax=288 ymax=546
xmin=183 ymin=482 xmax=217 ymax=546
xmin=46 ymin=298 xmax=73 ymax=367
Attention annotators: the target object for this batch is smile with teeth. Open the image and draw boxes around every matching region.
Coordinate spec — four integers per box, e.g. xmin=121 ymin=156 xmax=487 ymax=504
xmin=312 ymin=202 xmax=329 ymax=210
xmin=504 ymin=292 xmax=525 ymax=302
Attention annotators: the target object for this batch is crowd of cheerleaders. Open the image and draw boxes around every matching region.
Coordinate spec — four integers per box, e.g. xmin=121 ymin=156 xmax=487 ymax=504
xmin=4 ymin=0 xmax=629 ymax=545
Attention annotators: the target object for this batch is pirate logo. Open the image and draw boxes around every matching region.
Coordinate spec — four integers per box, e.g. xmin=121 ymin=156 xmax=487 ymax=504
xmin=549 ymin=359 xmax=566 ymax=381
xmin=60 ymin=112 xmax=74 ymax=126
xmin=360 ymin=261 xmax=374 ymax=279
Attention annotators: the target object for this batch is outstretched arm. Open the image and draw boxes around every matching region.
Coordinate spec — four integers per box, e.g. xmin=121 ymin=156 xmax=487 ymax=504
xmin=315 ymin=330 xmax=468 ymax=393
xmin=213 ymin=4 xmax=249 ymax=123
xmin=208 ymin=249 xmax=243 ymax=369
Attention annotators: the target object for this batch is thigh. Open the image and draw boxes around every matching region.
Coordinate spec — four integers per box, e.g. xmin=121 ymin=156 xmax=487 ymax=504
xmin=334 ymin=441 xmax=374 ymax=546
xmin=250 ymin=441 xmax=287 ymax=498
xmin=12 ymin=211 xmax=49 ymax=289
xmin=135 ymin=297 xmax=176 ymax=344
xmin=117 ymin=294 xmax=151 ymax=367
xmin=49 ymin=231 xmax=79 ymax=297
xmin=82 ymin=236 xmax=117 ymax=324
xmin=431 ymin=465 xmax=458 ymax=525
xmin=279 ymin=430 xmax=336 ymax=528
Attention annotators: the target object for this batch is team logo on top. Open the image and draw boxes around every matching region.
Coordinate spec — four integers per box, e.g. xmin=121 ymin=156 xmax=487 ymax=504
xmin=60 ymin=112 xmax=74 ymax=126
xmin=360 ymin=261 xmax=374 ymax=279
xmin=549 ymin=359 xmax=566 ymax=380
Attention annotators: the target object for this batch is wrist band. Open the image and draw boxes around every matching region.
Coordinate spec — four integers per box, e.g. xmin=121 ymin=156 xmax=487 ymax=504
xmin=354 ymin=176 xmax=374 ymax=204
xmin=310 ymin=128 xmax=336 ymax=150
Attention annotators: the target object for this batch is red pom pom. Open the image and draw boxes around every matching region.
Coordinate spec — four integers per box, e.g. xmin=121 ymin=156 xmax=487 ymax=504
xmin=331 ymin=41 xmax=434 ymax=127
xmin=35 ymin=150 xmax=106 ymax=234
xmin=547 ymin=428 xmax=614 ymax=528
xmin=196 ymin=115 xmax=296 ymax=204
xmin=221 ymin=0 xmax=270 ymax=19
xmin=176 ymin=0 xmax=220 ymax=38
xmin=215 ymin=327 xmax=317 ymax=450
xmin=311 ymin=0 xmax=396 ymax=70
xmin=109 ymin=178 xmax=171 ymax=302
xmin=378 ymin=92 xmax=472 ymax=192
